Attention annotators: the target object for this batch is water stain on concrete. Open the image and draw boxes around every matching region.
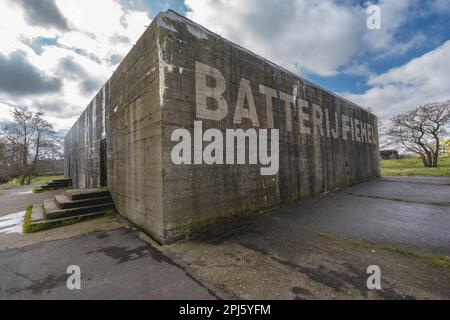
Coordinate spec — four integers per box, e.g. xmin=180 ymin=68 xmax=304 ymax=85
xmin=98 ymin=245 xmax=150 ymax=265
xmin=239 ymin=242 xmax=415 ymax=300
xmin=291 ymin=286 xmax=311 ymax=296
xmin=7 ymin=273 xmax=67 ymax=295
xmin=95 ymin=232 xmax=110 ymax=239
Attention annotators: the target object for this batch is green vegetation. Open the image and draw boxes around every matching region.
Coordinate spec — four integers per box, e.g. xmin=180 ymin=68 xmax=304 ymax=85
xmin=381 ymin=157 xmax=450 ymax=177
xmin=84 ymin=229 xmax=105 ymax=236
xmin=0 ymin=175 xmax=64 ymax=190
xmin=23 ymin=207 xmax=118 ymax=234
xmin=26 ymin=215 xmax=93 ymax=233
xmin=292 ymin=223 xmax=450 ymax=269
xmin=103 ymin=209 xmax=117 ymax=217
xmin=22 ymin=205 xmax=33 ymax=234
xmin=318 ymin=232 xmax=450 ymax=269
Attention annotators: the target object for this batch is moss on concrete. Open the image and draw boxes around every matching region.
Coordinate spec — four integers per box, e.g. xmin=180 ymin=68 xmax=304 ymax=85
xmin=317 ymin=230 xmax=450 ymax=269
xmin=22 ymin=205 xmax=33 ymax=234
xmin=24 ymin=209 xmax=118 ymax=234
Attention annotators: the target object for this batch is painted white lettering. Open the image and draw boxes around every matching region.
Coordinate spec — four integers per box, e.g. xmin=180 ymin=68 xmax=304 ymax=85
xmin=234 ymin=78 xmax=260 ymax=127
xmin=195 ymin=62 xmax=228 ymax=121
xmin=259 ymin=84 xmax=277 ymax=129
xmin=298 ymin=98 xmax=311 ymax=135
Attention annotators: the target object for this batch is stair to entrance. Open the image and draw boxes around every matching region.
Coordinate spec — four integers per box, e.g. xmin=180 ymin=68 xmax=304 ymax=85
xmin=29 ymin=189 xmax=115 ymax=231
xmin=44 ymin=189 xmax=114 ymax=220
xmin=35 ymin=178 xmax=72 ymax=192
xmin=66 ymin=189 xmax=110 ymax=201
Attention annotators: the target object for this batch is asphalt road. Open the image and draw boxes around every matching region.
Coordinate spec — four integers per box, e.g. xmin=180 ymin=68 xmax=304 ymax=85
xmin=272 ymin=176 xmax=450 ymax=255
xmin=0 ymin=187 xmax=61 ymax=217
xmin=0 ymin=228 xmax=217 ymax=300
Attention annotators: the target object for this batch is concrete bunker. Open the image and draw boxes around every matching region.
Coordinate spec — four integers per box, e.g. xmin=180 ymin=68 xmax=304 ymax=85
xmin=64 ymin=10 xmax=380 ymax=244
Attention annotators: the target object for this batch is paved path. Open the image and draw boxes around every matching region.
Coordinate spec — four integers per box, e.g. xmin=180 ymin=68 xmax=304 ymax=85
xmin=347 ymin=178 xmax=450 ymax=206
xmin=272 ymin=177 xmax=450 ymax=255
xmin=0 ymin=187 xmax=61 ymax=217
xmin=0 ymin=228 xmax=217 ymax=300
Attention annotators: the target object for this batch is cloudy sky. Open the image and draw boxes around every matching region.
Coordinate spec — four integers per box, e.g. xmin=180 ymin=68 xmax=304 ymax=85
xmin=0 ymin=0 xmax=449 ymax=133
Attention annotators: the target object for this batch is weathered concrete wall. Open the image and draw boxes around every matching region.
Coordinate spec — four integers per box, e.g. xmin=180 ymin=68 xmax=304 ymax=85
xmin=64 ymin=20 xmax=165 ymax=240
xmin=65 ymin=10 xmax=380 ymax=244
xmin=157 ymin=11 xmax=380 ymax=241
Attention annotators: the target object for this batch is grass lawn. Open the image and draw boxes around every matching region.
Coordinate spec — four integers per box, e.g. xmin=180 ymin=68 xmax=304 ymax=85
xmin=0 ymin=175 xmax=64 ymax=190
xmin=381 ymin=157 xmax=450 ymax=177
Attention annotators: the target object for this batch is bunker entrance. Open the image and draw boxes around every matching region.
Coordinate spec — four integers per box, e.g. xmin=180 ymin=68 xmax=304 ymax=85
xmin=100 ymin=139 xmax=107 ymax=187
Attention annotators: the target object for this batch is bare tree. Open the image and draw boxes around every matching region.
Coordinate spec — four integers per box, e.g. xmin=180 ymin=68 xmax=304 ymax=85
xmin=0 ymin=137 xmax=8 ymax=182
xmin=0 ymin=133 xmax=21 ymax=182
xmin=1 ymin=107 xmax=61 ymax=185
xmin=1 ymin=107 xmax=34 ymax=184
xmin=420 ymin=102 xmax=450 ymax=167
xmin=26 ymin=112 xmax=59 ymax=184
xmin=386 ymin=100 xmax=450 ymax=167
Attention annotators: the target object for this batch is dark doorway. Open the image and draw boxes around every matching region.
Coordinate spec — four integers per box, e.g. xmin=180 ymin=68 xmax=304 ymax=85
xmin=67 ymin=156 xmax=71 ymax=178
xmin=100 ymin=139 xmax=108 ymax=187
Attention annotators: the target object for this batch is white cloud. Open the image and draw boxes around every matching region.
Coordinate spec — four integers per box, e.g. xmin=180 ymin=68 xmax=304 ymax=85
xmin=342 ymin=62 xmax=373 ymax=77
xmin=0 ymin=0 xmax=151 ymax=132
xmin=342 ymin=40 xmax=450 ymax=121
xmin=185 ymin=0 xmax=414 ymax=77
xmin=373 ymin=32 xmax=427 ymax=60
xmin=55 ymin=0 xmax=150 ymax=65
xmin=0 ymin=1 xmax=59 ymax=56
xmin=430 ymin=0 xmax=450 ymax=15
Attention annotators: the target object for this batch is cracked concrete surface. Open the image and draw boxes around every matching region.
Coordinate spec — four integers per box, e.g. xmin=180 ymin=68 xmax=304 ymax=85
xmin=0 ymin=228 xmax=217 ymax=300
xmin=162 ymin=220 xmax=448 ymax=299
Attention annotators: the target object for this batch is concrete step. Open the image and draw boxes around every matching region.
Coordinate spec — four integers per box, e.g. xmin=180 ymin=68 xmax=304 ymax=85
xmin=30 ymin=211 xmax=108 ymax=230
xmin=54 ymin=194 xmax=112 ymax=210
xmin=37 ymin=185 xmax=68 ymax=191
xmin=36 ymin=179 xmax=72 ymax=192
xmin=44 ymin=199 xmax=114 ymax=220
xmin=52 ymin=179 xmax=72 ymax=184
xmin=66 ymin=189 xmax=110 ymax=201
xmin=35 ymin=186 xmax=55 ymax=192
xmin=30 ymin=206 xmax=45 ymax=223
xmin=47 ymin=181 xmax=71 ymax=187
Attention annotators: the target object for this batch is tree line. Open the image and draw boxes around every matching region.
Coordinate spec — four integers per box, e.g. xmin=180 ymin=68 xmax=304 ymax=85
xmin=0 ymin=107 xmax=63 ymax=184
